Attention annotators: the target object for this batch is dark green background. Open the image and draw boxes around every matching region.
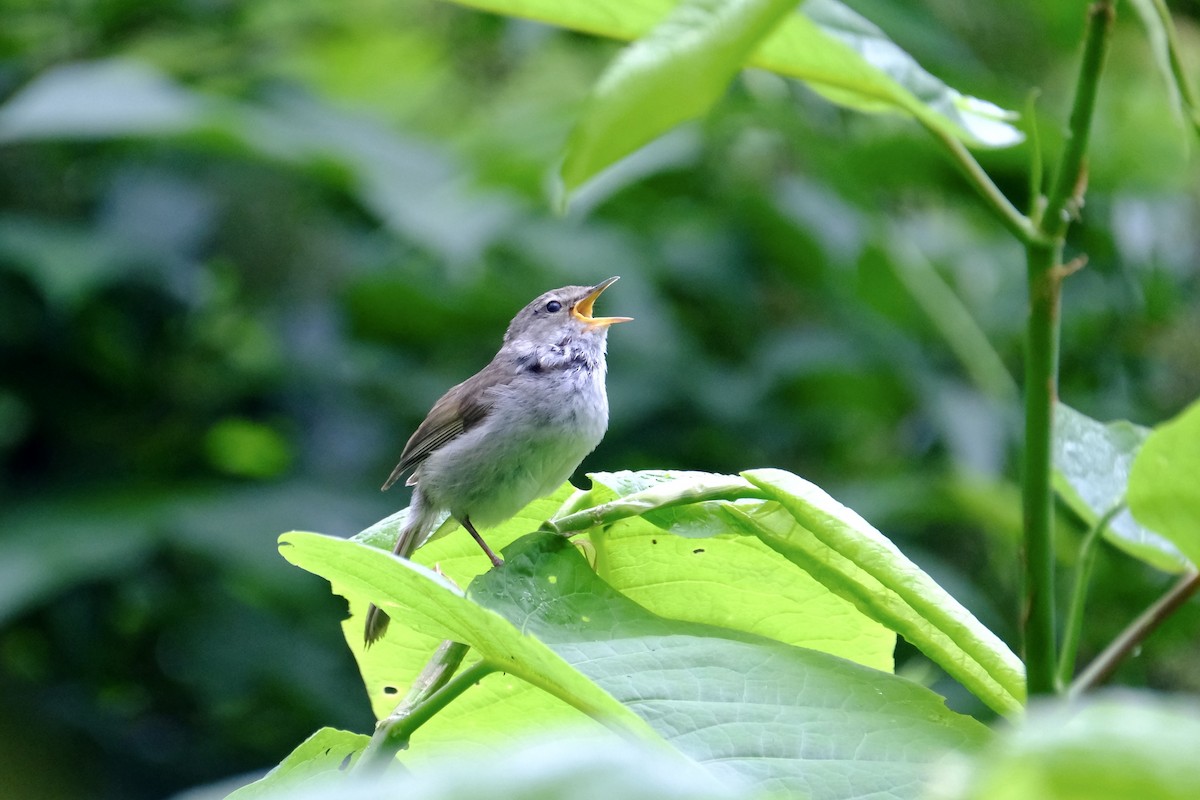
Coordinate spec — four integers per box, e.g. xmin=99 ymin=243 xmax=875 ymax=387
xmin=2 ymin=1 xmax=1198 ymax=797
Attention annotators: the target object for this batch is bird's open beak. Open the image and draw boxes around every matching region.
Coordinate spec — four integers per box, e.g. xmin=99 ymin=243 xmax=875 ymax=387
xmin=572 ymin=276 xmax=633 ymax=329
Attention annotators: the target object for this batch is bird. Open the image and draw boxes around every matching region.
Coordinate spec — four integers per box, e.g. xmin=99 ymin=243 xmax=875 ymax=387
xmin=363 ymin=276 xmax=631 ymax=645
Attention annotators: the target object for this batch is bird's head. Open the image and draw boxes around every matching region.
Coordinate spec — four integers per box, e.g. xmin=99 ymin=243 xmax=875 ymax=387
xmin=504 ymin=276 xmax=632 ymax=347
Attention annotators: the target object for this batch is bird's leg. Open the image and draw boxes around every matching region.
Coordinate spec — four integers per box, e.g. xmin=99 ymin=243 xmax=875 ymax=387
xmin=462 ymin=517 xmax=504 ymax=568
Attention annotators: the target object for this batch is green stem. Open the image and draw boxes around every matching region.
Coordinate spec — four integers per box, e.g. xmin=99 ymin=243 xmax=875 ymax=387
xmin=1057 ymin=503 xmax=1123 ymax=688
xmin=923 ymin=123 xmax=1042 ymax=245
xmin=1069 ymin=570 xmax=1200 ymax=698
xmin=356 ymin=644 xmax=487 ymax=772
xmin=1024 ymin=88 xmax=1044 ymax=224
xmin=1042 ymin=1 xmax=1115 ymax=238
xmin=889 ymin=235 xmax=1018 ymax=402
xmin=1021 ymin=238 xmax=1062 ymax=696
xmin=397 ymin=640 xmax=471 ymax=709
xmin=1020 ymin=0 xmax=1115 ymax=698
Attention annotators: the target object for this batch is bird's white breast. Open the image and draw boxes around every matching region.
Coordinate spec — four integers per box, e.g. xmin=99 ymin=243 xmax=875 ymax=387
xmin=416 ymin=349 xmax=609 ymax=528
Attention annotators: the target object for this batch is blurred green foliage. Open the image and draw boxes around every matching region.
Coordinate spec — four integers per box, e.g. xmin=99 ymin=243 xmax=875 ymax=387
xmin=1 ymin=0 xmax=1198 ymax=797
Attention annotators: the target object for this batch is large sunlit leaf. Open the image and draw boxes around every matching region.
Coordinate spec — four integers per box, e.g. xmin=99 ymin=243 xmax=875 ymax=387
xmin=545 ymin=468 xmax=1021 ymax=714
xmin=734 ymin=469 xmax=1025 ymax=717
xmin=470 ymin=533 xmax=990 ymax=800
xmin=581 ymin=470 xmax=896 ymax=671
xmin=1127 ymin=398 xmax=1200 ymax=567
xmin=278 ymin=529 xmax=660 ymax=749
xmin=1052 ymin=403 xmax=1190 ymax=573
xmin=930 ymin=692 xmax=1200 ymax=800
xmin=282 ymin=478 xmax=987 ymax=797
xmin=348 ymin=469 xmax=892 ymax=747
xmin=351 ymin=472 xmax=891 ymax=714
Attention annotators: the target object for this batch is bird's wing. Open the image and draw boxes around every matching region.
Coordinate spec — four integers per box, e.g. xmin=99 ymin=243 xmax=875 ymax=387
xmin=381 ymin=364 xmax=508 ymax=491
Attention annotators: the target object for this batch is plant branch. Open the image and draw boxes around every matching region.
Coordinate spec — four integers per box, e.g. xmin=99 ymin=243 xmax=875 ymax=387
xmin=888 ymin=234 xmax=1019 ymax=402
xmin=1020 ymin=0 xmax=1115 ymax=697
xmin=1042 ymin=1 xmax=1115 ymax=237
xmin=1024 ymin=88 xmax=1045 ymax=224
xmin=1069 ymin=570 xmax=1200 ymax=698
xmin=356 ymin=641 xmax=481 ymax=772
xmin=1020 ymin=237 xmax=1063 ymax=697
xmin=923 ymin=122 xmax=1042 ymax=245
xmin=1057 ymin=503 xmax=1122 ymax=688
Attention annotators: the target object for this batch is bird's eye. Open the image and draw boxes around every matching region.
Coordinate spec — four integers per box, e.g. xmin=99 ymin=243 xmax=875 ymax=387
xmin=545 ymin=300 xmax=562 ymax=313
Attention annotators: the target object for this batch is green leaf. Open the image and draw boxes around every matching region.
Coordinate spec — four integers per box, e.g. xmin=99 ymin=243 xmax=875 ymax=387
xmin=0 ymin=482 xmax=377 ymax=627
xmin=0 ymin=498 xmax=157 ymax=627
xmin=931 ymin=692 xmax=1200 ymax=800
xmin=1127 ymin=398 xmax=1200 ymax=567
xmin=470 ymin=533 xmax=990 ymax=800
xmin=229 ymin=735 xmax=752 ymax=800
xmin=0 ymin=60 xmax=516 ymax=265
xmin=560 ymin=0 xmax=801 ymax=193
xmin=735 ymin=468 xmax=1025 ymax=717
xmin=205 ymin=418 xmax=294 ymax=479
xmin=582 ymin=470 xmax=896 ymax=672
xmin=550 ymin=469 xmax=1017 ymax=710
xmin=444 ymin=0 xmax=1021 ymax=194
xmin=226 ymin=727 xmax=369 ymax=800
xmin=0 ymin=59 xmax=205 ymax=142
xmin=1052 ymin=403 xmax=1190 ymax=573
xmin=776 ymin=0 xmax=1022 ymax=146
xmin=1128 ymin=0 xmax=1200 ymax=142
xmin=277 ymin=527 xmax=661 ymax=748
xmin=349 ymin=471 xmax=890 ymax=736
xmin=0 ymin=216 xmax=143 ymax=309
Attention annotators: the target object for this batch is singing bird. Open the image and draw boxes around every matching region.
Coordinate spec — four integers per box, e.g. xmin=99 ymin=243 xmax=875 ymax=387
xmin=364 ymin=277 xmax=631 ymax=644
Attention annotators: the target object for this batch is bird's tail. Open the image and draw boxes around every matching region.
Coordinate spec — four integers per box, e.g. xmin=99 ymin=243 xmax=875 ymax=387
xmin=363 ymin=489 xmax=439 ymax=646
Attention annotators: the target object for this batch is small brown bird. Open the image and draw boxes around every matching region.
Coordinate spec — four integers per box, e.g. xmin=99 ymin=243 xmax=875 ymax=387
xmin=364 ymin=277 xmax=630 ymax=644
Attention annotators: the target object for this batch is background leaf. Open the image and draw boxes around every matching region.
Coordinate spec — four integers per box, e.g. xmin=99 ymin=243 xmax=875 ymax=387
xmin=560 ymin=0 xmax=801 ymax=192
xmin=446 ymin=0 xmax=1022 ymax=179
xmin=0 ymin=59 xmax=519 ymax=265
xmin=1052 ymin=403 xmax=1191 ymax=573
xmin=0 ymin=59 xmax=206 ymax=141
xmin=765 ymin=0 xmax=1022 ymax=146
xmin=1126 ymin=398 xmax=1200 ymax=567
xmin=1128 ymin=0 xmax=1200 ymax=141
